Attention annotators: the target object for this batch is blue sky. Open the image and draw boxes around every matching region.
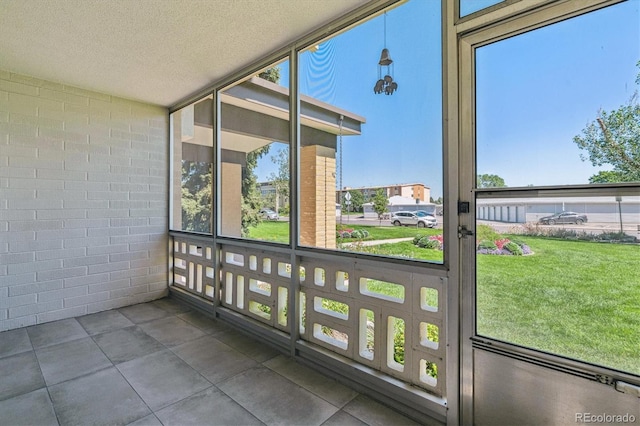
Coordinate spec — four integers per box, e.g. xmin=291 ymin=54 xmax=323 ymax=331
xmin=257 ymin=0 xmax=639 ymax=198
xmin=476 ymin=0 xmax=640 ymax=188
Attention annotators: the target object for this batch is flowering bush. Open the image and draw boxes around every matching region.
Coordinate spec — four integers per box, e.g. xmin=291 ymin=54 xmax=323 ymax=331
xmin=476 ymin=237 xmax=531 ymax=256
xmin=495 ymin=238 xmax=510 ymax=250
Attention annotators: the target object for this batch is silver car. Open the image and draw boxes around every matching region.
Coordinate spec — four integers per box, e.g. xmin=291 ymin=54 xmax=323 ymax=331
xmin=390 ymin=211 xmax=437 ymax=228
xmin=259 ymin=208 xmax=279 ymax=220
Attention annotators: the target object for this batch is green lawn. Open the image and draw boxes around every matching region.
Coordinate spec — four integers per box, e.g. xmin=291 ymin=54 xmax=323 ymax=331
xmin=246 ymin=221 xmax=289 ymax=244
xmin=247 ymin=222 xmax=440 ymax=244
xmin=477 ymin=235 xmax=640 ymax=375
xmin=355 ymin=241 xmax=444 ymax=262
xmin=344 ymin=225 xmax=440 ymax=240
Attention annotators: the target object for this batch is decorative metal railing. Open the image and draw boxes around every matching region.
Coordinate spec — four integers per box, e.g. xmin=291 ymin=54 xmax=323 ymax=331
xmin=171 ymin=236 xmax=216 ymax=301
xmin=170 ymin=233 xmax=446 ymax=397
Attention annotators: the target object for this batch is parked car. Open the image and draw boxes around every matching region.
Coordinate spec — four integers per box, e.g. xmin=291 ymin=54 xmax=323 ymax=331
xmin=390 ymin=211 xmax=437 ymax=228
xmin=259 ymin=208 xmax=279 ymax=221
xmin=538 ymin=211 xmax=587 ymax=225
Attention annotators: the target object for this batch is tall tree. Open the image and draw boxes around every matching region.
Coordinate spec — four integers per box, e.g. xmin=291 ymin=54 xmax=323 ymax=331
xmin=372 ymin=189 xmax=388 ymax=225
xmin=477 ymin=174 xmax=507 ymax=188
xmin=241 ymin=146 xmax=270 ymax=236
xmin=573 ymin=61 xmax=640 ymax=183
xmin=181 ymin=161 xmax=212 ymax=233
xmin=267 ymin=146 xmax=290 ymax=213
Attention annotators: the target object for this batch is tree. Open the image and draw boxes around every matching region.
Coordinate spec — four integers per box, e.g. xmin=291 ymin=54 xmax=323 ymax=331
xmin=267 ymin=146 xmax=290 ymax=214
xmin=372 ymin=189 xmax=388 ymax=225
xmin=477 ymin=174 xmax=507 ymax=188
xmin=241 ymin=146 xmax=270 ymax=236
xmin=258 ymin=67 xmax=280 ymax=84
xmin=588 ymin=170 xmax=629 ymax=184
xmin=573 ymin=61 xmax=640 ymax=183
xmin=344 ymin=190 xmax=364 ymax=213
xmin=430 ymin=196 xmax=443 ymax=205
xmin=181 ymin=161 xmax=212 ymax=233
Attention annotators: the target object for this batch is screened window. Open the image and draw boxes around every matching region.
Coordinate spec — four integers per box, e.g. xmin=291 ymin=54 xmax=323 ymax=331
xmin=218 ymin=60 xmax=290 ymax=244
xmin=475 ymin=1 xmax=640 ymax=375
xmin=170 ymin=95 xmax=213 ymax=234
xmin=297 ymin=0 xmax=444 ymax=263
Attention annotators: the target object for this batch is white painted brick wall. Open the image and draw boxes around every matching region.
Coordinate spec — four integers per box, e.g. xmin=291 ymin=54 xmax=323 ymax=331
xmin=0 ymin=70 xmax=169 ymax=331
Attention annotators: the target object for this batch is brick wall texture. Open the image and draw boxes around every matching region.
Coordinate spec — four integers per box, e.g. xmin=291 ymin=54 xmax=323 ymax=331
xmin=0 ymin=70 xmax=169 ymax=331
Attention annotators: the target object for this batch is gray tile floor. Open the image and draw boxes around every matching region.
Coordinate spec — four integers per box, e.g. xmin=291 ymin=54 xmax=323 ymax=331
xmin=0 ymin=297 xmax=421 ymax=426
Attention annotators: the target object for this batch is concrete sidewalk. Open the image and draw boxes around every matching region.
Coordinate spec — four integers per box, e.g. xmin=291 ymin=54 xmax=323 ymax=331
xmin=339 ymin=237 xmax=414 ymax=248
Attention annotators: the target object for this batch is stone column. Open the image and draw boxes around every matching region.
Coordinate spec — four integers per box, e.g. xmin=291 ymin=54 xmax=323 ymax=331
xmin=300 ymin=145 xmax=336 ymax=249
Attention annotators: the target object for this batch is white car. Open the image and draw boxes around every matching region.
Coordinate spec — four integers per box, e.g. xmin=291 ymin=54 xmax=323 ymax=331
xmin=390 ymin=211 xmax=437 ymax=228
xmin=259 ymin=208 xmax=279 ymax=220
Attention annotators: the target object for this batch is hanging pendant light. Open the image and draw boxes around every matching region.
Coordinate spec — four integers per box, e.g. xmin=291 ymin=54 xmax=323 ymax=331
xmin=373 ymin=12 xmax=397 ymax=95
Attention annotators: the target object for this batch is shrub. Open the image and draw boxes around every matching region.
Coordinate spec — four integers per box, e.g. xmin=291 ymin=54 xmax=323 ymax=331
xmin=477 ymin=234 xmax=532 ymax=256
xmin=337 ymin=228 xmax=370 ymax=239
xmin=477 ymin=240 xmax=497 ymax=250
xmin=415 ymin=235 xmax=443 ymax=250
xmin=413 ymin=234 xmax=427 ymax=245
xmin=504 ymin=241 xmax=523 ymax=255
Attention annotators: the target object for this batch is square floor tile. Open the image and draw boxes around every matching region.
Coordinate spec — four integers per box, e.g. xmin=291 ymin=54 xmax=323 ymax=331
xmin=213 ymin=329 xmax=280 ymax=362
xmin=156 ymin=386 xmax=263 ymax=426
xmin=171 ymin=335 xmax=257 ymax=384
xmin=0 ymin=328 xmax=32 ymax=359
xmin=322 ymin=410 xmax=368 ymax=426
xmin=218 ymin=367 xmax=338 ymax=426
xmin=0 ymin=351 xmax=45 ymax=401
xmin=93 ymin=326 xmax=165 ymax=364
xmin=27 ymin=318 xmax=88 ymax=349
xmin=118 ymin=303 xmax=171 ymax=324
xmin=76 ymin=310 xmax=134 ymax=335
xmin=36 ymin=337 xmax=112 ymax=386
xmin=138 ymin=316 xmax=205 ymax=347
xmin=127 ymin=414 xmax=163 ymax=426
xmin=177 ymin=311 xmax=231 ymax=335
xmin=264 ymin=355 xmax=359 ymax=408
xmin=0 ymin=388 xmax=58 ymax=426
xmin=49 ymin=367 xmax=150 ymax=426
xmin=117 ymin=350 xmax=211 ymax=410
xmin=342 ymin=395 xmax=421 ymax=426
xmin=151 ymin=298 xmax=192 ymax=315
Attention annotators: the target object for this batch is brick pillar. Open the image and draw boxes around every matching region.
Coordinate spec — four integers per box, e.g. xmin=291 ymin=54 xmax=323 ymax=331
xmin=220 ymin=162 xmax=242 ymax=237
xmin=300 ymin=145 xmax=336 ymax=249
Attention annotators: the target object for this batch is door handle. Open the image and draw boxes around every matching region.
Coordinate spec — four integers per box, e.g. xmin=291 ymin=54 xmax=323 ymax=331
xmin=458 ymin=225 xmax=474 ymax=239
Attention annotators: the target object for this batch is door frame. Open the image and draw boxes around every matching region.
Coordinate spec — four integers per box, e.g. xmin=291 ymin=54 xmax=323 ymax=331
xmin=452 ymin=0 xmax=627 ymax=422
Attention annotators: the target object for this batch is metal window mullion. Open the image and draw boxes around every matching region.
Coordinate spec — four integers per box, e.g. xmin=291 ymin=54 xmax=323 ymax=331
xmin=289 ymin=46 xmax=300 ymax=357
xmin=212 ymin=89 xmax=221 ymax=316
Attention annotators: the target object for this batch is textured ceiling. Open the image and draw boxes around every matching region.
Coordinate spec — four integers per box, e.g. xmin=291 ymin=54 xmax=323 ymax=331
xmin=0 ymin=0 xmax=369 ymax=107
